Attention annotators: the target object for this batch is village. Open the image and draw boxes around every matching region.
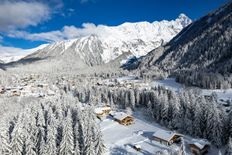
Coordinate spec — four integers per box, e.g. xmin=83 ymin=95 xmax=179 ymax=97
xmin=0 ymin=73 xmax=225 ymax=155
xmin=0 ymin=74 xmax=58 ymax=98
xmin=94 ymin=105 xmax=212 ymax=155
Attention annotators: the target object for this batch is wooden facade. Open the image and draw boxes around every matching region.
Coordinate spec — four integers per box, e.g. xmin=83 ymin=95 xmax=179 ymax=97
xmin=95 ymin=106 xmax=111 ymax=117
xmin=116 ymin=115 xmax=134 ymax=125
xmin=153 ymin=130 xmax=182 ymax=146
xmin=189 ymin=143 xmax=210 ymax=155
xmin=112 ymin=112 xmax=134 ymax=125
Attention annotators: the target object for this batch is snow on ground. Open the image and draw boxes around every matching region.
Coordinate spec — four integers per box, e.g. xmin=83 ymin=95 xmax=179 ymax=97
xmin=99 ymin=111 xmax=220 ymax=155
xmin=116 ymin=76 xmax=139 ymax=82
xmin=151 ymin=78 xmax=232 ymax=103
xmin=150 ymin=78 xmax=184 ymax=92
xmin=99 ymin=114 xmax=179 ymax=155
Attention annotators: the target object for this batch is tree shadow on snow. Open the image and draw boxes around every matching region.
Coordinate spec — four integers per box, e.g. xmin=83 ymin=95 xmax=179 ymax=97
xmin=110 ymin=146 xmax=134 ymax=155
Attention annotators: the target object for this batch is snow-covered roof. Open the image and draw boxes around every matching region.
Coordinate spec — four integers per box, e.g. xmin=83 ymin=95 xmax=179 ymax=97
xmin=152 ymin=130 xmax=179 ymax=142
xmin=113 ymin=112 xmax=131 ymax=121
xmin=94 ymin=106 xmax=111 ymax=114
xmin=190 ymin=139 xmax=210 ymax=149
xmin=193 ymin=142 xmax=206 ymax=150
xmin=134 ymin=144 xmax=141 ymax=149
xmin=94 ymin=108 xmax=103 ymax=114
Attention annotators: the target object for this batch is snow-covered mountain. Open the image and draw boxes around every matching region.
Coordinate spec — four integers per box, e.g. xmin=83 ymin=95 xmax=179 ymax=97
xmin=0 ymin=44 xmax=48 ymax=63
xmin=21 ymin=14 xmax=191 ymax=67
xmin=138 ymin=1 xmax=232 ymax=89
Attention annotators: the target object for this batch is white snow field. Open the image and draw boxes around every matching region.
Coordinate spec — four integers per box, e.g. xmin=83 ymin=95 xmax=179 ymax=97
xmin=151 ymin=78 xmax=184 ymax=92
xmin=99 ymin=112 xmax=220 ymax=155
xmin=151 ymin=78 xmax=232 ymax=102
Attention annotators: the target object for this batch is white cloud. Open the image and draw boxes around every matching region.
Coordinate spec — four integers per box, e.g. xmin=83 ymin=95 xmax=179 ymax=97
xmin=8 ymin=23 xmax=110 ymax=42
xmin=0 ymin=1 xmax=50 ymax=32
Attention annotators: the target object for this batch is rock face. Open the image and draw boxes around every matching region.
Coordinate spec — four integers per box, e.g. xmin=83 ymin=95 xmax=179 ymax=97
xmin=138 ymin=1 xmax=232 ymax=88
xmin=19 ymin=14 xmax=191 ymax=68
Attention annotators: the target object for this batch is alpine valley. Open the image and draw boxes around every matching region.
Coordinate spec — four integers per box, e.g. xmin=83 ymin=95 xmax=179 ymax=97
xmin=0 ymin=1 xmax=231 ymax=155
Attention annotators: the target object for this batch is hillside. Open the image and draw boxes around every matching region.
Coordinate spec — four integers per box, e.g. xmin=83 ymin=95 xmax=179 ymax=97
xmin=138 ymin=1 xmax=232 ymax=89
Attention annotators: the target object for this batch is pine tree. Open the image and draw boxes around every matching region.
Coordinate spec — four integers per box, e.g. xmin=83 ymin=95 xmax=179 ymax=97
xmin=206 ymin=99 xmax=223 ymax=146
xmin=168 ymin=93 xmax=181 ymax=130
xmin=225 ymin=137 xmax=232 ymax=155
xmin=59 ymin=110 xmax=74 ymax=155
xmin=44 ymin=122 xmax=57 ymax=155
xmin=25 ymin=134 xmax=37 ymax=155
xmin=11 ymin=123 xmax=24 ymax=155
xmin=160 ymin=94 xmax=169 ymax=126
xmin=37 ymin=108 xmax=46 ymax=128
xmin=147 ymin=100 xmax=154 ymax=119
xmin=0 ymin=121 xmax=11 ymax=155
xmin=93 ymin=127 xmax=105 ymax=155
xmin=180 ymin=137 xmax=186 ymax=155
xmin=73 ymin=124 xmax=80 ymax=155
xmin=129 ymin=89 xmax=136 ymax=109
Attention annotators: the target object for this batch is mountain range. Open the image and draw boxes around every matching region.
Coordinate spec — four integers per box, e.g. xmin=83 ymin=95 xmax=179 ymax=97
xmin=1 ymin=14 xmax=191 ymax=69
xmin=2 ymin=0 xmax=232 ymax=89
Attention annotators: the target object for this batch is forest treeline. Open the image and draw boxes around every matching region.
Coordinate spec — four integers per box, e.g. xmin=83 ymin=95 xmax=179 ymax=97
xmin=0 ymin=96 xmax=104 ymax=155
xmin=72 ymin=84 xmax=232 ymax=147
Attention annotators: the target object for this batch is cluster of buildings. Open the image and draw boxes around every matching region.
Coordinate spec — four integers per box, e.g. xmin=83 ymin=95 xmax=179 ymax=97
xmin=0 ymin=75 xmax=57 ymax=98
xmin=96 ymin=78 xmax=151 ymax=90
xmin=95 ymin=105 xmax=211 ymax=155
xmin=94 ymin=106 xmax=134 ymax=126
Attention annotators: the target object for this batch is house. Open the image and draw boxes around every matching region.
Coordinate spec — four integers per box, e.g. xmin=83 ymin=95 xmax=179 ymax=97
xmin=152 ymin=130 xmax=182 ymax=146
xmin=94 ymin=106 xmax=112 ymax=117
xmin=0 ymin=87 xmax=6 ymax=94
xmin=189 ymin=142 xmax=210 ymax=155
xmin=133 ymin=144 xmax=141 ymax=151
xmin=11 ymin=90 xmax=21 ymax=96
xmin=112 ymin=112 xmax=134 ymax=125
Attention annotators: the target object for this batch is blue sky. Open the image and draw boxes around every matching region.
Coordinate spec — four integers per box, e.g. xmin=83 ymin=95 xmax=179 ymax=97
xmin=0 ymin=0 xmax=229 ymax=51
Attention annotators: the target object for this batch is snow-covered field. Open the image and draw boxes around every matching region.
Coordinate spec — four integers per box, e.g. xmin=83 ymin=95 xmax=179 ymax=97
xmin=99 ymin=112 xmax=220 ymax=155
xmin=151 ymin=78 xmax=184 ymax=92
xmin=151 ymin=78 xmax=232 ymax=102
xmin=100 ymin=115 xmax=177 ymax=155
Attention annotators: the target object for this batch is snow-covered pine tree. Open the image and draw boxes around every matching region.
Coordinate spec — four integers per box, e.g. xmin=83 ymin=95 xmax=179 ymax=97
xmin=44 ymin=114 xmax=58 ymax=155
xmin=147 ymin=100 xmax=154 ymax=119
xmin=81 ymin=115 xmax=96 ymax=155
xmin=225 ymin=137 xmax=232 ymax=155
xmin=0 ymin=121 xmax=11 ymax=155
xmin=37 ymin=108 xmax=46 ymax=128
xmin=59 ymin=110 xmax=74 ymax=155
xmin=93 ymin=127 xmax=105 ymax=155
xmin=73 ymin=124 xmax=80 ymax=155
xmin=129 ymin=89 xmax=136 ymax=109
xmin=25 ymin=134 xmax=37 ymax=155
xmin=11 ymin=121 xmax=24 ymax=155
xmin=206 ymin=99 xmax=224 ymax=147
xmin=160 ymin=93 xmax=169 ymax=126
xmin=179 ymin=137 xmax=186 ymax=155
xmin=168 ymin=92 xmax=181 ymax=130
xmin=192 ymin=98 xmax=203 ymax=137
xmin=184 ymin=93 xmax=196 ymax=135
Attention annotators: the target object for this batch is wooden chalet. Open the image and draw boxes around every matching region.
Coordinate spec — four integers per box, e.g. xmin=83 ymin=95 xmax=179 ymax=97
xmin=11 ymin=90 xmax=21 ymax=96
xmin=152 ymin=130 xmax=182 ymax=146
xmin=0 ymin=87 xmax=5 ymax=94
xmin=112 ymin=112 xmax=134 ymax=125
xmin=133 ymin=144 xmax=141 ymax=151
xmin=189 ymin=142 xmax=210 ymax=155
xmin=94 ymin=106 xmax=112 ymax=117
